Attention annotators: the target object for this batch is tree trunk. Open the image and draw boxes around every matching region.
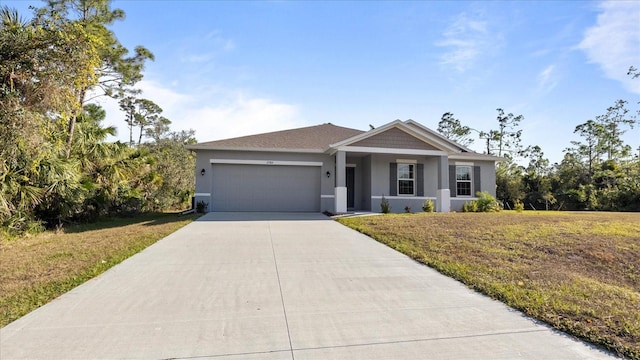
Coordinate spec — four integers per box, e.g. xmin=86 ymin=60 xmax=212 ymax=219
xmin=67 ymin=89 xmax=88 ymax=158
xmin=138 ymin=125 xmax=144 ymax=146
xmin=65 ymin=115 xmax=76 ymax=158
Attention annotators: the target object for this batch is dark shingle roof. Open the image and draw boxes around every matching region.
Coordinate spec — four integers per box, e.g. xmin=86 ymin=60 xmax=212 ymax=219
xmin=189 ymin=123 xmax=364 ymax=151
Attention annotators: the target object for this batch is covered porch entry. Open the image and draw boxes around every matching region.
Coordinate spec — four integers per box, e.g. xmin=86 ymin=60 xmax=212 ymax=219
xmin=332 ymin=150 xmax=451 ymax=213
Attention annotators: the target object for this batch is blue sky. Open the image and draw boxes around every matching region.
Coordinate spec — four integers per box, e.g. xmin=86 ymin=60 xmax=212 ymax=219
xmin=5 ymin=0 xmax=640 ymax=163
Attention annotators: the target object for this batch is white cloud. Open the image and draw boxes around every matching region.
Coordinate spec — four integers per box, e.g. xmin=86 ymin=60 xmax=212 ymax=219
xmin=138 ymin=80 xmax=190 ymax=109
xmin=204 ymin=30 xmax=236 ymax=52
xmin=436 ymin=12 xmax=503 ymax=73
xmin=177 ymin=92 xmax=303 ymax=142
xmin=180 ymin=53 xmax=215 ymax=64
xmin=537 ymin=65 xmax=558 ymax=93
xmin=578 ymin=0 xmax=640 ymax=94
xmin=178 ymin=30 xmax=235 ymax=64
xmin=95 ymin=80 xmax=305 ymax=143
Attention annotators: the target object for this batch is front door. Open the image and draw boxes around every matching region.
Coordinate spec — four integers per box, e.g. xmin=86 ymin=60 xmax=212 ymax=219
xmin=346 ymin=167 xmax=355 ymax=210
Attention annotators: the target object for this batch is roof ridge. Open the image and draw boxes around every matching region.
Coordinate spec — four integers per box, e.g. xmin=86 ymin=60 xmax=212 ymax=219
xmin=197 ymin=123 xmax=361 ymax=145
xmin=190 ymin=123 xmax=365 ymax=151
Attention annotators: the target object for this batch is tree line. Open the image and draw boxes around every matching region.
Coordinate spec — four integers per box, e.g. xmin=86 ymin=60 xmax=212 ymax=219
xmin=2 ymin=1 xmax=638 ymax=237
xmin=438 ymin=69 xmax=639 ymax=211
xmin=1 ymin=1 xmax=195 ymax=236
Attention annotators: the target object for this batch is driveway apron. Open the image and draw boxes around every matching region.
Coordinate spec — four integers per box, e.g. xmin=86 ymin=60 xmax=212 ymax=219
xmin=1 ymin=212 xmax=614 ymax=359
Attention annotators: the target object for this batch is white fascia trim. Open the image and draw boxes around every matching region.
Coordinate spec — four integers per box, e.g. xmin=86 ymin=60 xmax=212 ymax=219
xmin=394 ymin=126 xmax=459 ymax=153
xmin=188 ymin=146 xmax=324 ymax=153
xmin=321 ymin=195 xmax=335 ymax=198
xmin=449 ymin=154 xmax=504 ymax=161
xmin=194 ymin=193 xmax=211 ymax=197
xmin=210 ymin=159 xmax=323 ymax=166
xmin=451 ymin=197 xmax=479 ymax=201
xmin=404 ymin=120 xmax=473 ymax=152
xmin=329 ymin=121 xmax=459 ymax=154
xmin=371 ymin=196 xmax=437 ymax=200
xmin=338 ymin=146 xmax=447 ymax=156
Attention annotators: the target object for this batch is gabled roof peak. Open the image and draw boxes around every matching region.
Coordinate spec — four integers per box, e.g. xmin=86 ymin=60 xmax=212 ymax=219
xmin=329 ymin=119 xmax=460 ymax=153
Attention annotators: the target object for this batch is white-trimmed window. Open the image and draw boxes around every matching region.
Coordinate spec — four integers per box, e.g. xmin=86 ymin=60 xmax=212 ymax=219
xmin=456 ymin=166 xmax=472 ymax=196
xmin=398 ymin=163 xmax=415 ymax=195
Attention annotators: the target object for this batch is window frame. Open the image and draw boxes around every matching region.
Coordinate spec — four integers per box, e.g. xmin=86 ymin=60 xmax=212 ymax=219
xmin=397 ymin=163 xmax=415 ymax=196
xmin=456 ymin=165 xmax=472 ymax=197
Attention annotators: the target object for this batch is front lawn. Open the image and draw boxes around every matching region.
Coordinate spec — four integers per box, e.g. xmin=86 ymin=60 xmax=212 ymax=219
xmin=0 ymin=213 xmax=199 ymax=328
xmin=338 ymin=212 xmax=640 ymax=359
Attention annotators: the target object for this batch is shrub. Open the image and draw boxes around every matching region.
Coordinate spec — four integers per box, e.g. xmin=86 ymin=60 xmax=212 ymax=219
xmin=475 ymin=191 xmax=501 ymax=212
xmin=463 ymin=192 xmax=501 ymax=213
xmin=1 ymin=211 xmax=45 ymax=239
xmin=422 ymin=199 xmax=434 ymax=212
xmin=380 ymin=195 xmax=391 ymax=214
xmin=514 ymin=199 xmax=524 ymax=212
xmin=462 ymin=201 xmax=478 ymax=213
xmin=404 ymin=206 xmax=412 ymax=213
xmin=196 ymin=201 xmax=208 ymax=213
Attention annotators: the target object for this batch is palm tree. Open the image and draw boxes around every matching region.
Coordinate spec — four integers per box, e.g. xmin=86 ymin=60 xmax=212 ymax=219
xmin=0 ymin=6 xmax=27 ymax=31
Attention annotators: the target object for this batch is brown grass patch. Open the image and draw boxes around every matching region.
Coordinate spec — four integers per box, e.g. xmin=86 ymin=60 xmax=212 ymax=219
xmin=0 ymin=213 xmax=199 ymax=327
xmin=339 ymin=211 xmax=640 ymax=359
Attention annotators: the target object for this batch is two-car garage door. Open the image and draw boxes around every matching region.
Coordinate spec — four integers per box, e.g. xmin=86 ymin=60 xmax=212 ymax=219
xmin=211 ymin=164 xmax=321 ymax=212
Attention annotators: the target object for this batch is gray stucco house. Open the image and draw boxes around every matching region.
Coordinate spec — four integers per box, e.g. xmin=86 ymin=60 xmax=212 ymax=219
xmin=187 ymin=120 xmax=502 ymax=213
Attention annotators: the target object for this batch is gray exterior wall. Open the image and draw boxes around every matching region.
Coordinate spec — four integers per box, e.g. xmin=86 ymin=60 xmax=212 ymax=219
xmin=365 ymin=155 xmax=497 ymax=213
xmin=423 ymin=157 xmax=439 ymax=196
xmin=368 ymin=154 xmax=438 ymax=213
xmin=193 ymin=148 xmax=498 ymax=214
xmin=480 ymin=161 xmax=497 ymax=196
xmin=194 ymin=150 xmax=335 ymax=212
xmin=350 ymin=128 xmax=438 ymax=150
xmin=448 ymin=160 xmax=497 ymax=211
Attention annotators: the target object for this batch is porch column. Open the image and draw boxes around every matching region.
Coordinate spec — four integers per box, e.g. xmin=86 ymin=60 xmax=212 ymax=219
xmin=436 ymin=155 xmax=450 ymax=212
xmin=335 ymin=150 xmax=347 ymax=213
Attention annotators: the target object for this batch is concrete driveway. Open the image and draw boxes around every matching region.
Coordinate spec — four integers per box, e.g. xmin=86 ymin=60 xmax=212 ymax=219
xmin=1 ymin=212 xmax=615 ymax=359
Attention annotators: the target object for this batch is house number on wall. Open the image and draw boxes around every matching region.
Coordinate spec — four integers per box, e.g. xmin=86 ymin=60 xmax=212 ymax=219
xmin=266 ymin=161 xmax=274 ymax=165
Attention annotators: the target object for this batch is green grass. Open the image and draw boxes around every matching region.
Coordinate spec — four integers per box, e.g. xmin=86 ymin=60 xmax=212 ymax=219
xmin=0 ymin=213 xmax=199 ymax=327
xmin=338 ymin=211 xmax=640 ymax=359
